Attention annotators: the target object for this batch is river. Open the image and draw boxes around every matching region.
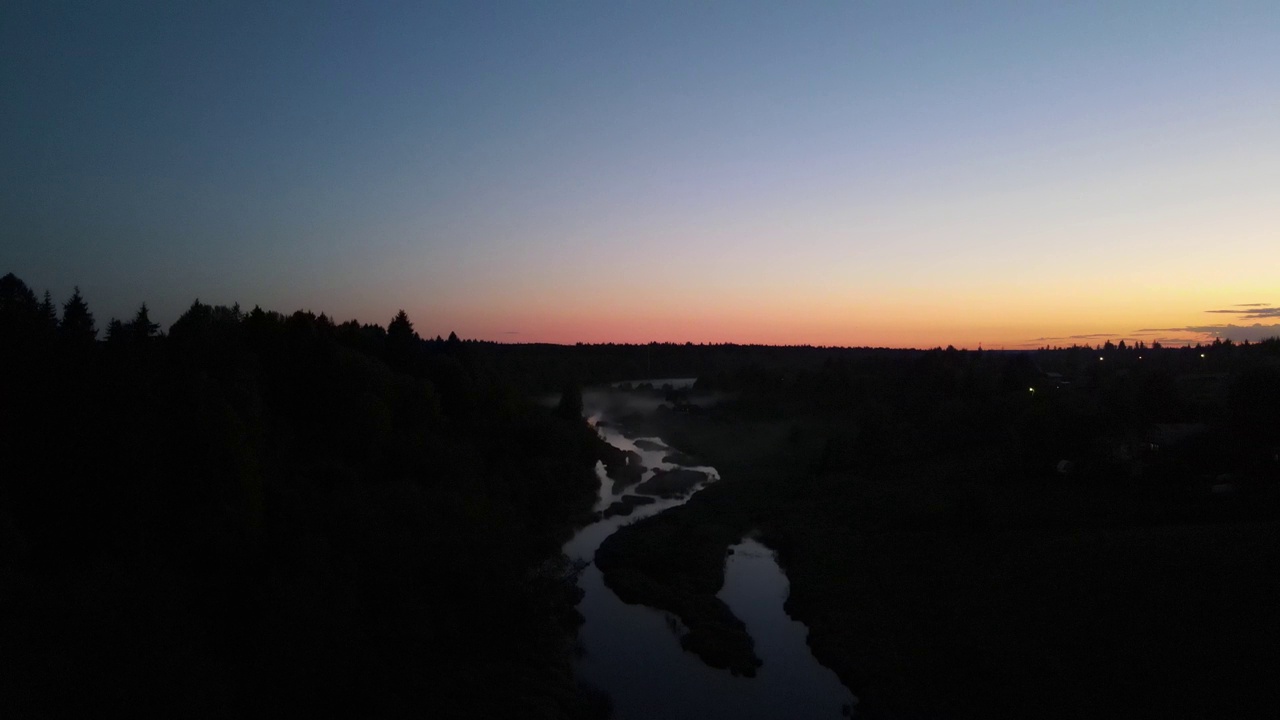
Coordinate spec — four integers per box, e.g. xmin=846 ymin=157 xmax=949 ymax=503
xmin=563 ymin=416 xmax=856 ymax=719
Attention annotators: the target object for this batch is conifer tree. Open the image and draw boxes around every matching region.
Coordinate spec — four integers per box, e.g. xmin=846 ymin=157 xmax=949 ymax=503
xmin=386 ymin=309 xmax=417 ymax=369
xmin=129 ymin=302 xmax=159 ymax=339
xmin=388 ymin=310 xmax=415 ymax=340
xmin=105 ymin=318 xmax=126 ymax=343
xmin=0 ymin=273 xmax=38 ymax=316
xmin=38 ymin=290 xmax=58 ymax=331
xmin=59 ymin=286 xmax=97 ymax=342
xmin=0 ymin=273 xmax=41 ymax=343
xmin=556 ymin=381 xmax=584 ymax=420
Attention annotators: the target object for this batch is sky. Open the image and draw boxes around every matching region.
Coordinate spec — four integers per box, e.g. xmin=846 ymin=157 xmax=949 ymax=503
xmin=3 ymin=1 xmax=1278 ymax=348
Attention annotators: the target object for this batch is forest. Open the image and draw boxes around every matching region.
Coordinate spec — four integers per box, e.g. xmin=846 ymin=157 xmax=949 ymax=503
xmin=594 ymin=335 xmax=1280 ymax=718
xmin=4 ymin=270 xmax=1279 ymax=719
xmin=0 ymin=273 xmax=610 ymax=719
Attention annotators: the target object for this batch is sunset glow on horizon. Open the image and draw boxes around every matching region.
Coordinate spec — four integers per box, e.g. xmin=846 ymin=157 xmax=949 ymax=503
xmin=4 ymin=2 xmax=1278 ymax=349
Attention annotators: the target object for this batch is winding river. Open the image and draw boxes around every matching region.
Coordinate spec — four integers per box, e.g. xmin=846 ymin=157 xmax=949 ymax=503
xmin=563 ymin=415 xmax=855 ymax=719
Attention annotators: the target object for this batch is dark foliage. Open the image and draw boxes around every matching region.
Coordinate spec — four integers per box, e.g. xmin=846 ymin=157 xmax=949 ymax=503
xmin=0 ymin=274 xmax=609 ymax=719
xmin=58 ymin=285 xmax=97 ymax=343
xmin=594 ymin=341 xmax=1280 ymax=719
xmin=556 ymin=381 xmax=584 ymax=421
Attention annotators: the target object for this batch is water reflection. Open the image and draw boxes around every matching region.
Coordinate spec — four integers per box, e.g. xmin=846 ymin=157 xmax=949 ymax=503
xmin=566 ymin=419 xmax=855 ymax=719
xmin=719 ymin=538 xmax=855 ymax=718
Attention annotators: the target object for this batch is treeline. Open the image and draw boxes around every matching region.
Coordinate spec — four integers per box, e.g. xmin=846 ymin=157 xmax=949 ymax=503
xmin=596 ymin=340 xmax=1280 ymax=718
xmin=484 ymin=341 xmax=922 ymax=393
xmin=488 ymin=336 xmax=1275 ymax=399
xmin=690 ymin=340 xmax=1280 ymax=481
xmin=0 ymin=274 xmax=609 ymax=719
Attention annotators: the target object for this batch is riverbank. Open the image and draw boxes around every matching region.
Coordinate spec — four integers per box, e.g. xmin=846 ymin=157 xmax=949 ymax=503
xmin=591 ymin=411 xmax=804 ymax=678
xmin=571 ymin=416 xmax=854 ymax=718
xmin=0 ymin=280 xmax=615 ymax=719
xmin=594 ymin=381 xmax=1280 ymax=719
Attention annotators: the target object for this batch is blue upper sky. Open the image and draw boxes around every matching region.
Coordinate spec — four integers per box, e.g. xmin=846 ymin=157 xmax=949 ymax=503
xmin=4 ymin=1 xmax=1277 ymax=346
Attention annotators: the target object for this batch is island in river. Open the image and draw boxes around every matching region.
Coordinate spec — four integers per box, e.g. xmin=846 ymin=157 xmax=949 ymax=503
xmin=565 ymin=414 xmax=854 ymax=719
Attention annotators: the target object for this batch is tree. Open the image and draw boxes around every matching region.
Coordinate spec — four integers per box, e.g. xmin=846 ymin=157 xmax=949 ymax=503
xmin=388 ymin=310 xmax=415 ymax=340
xmin=556 ymin=381 xmax=584 ymax=420
xmin=386 ymin=310 xmax=417 ymax=369
xmin=0 ymin=273 xmax=38 ymax=327
xmin=0 ymin=273 xmax=37 ymax=312
xmin=105 ymin=318 xmax=126 ymax=343
xmin=38 ymin=291 xmax=58 ymax=332
xmin=59 ymin=286 xmax=97 ymax=342
xmin=0 ymin=273 xmax=44 ymax=347
xmin=129 ymin=302 xmax=159 ymax=339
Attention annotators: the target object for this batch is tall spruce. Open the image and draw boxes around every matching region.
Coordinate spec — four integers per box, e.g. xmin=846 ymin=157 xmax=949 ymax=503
xmin=59 ymin=286 xmax=97 ymax=342
xmin=129 ymin=302 xmax=160 ymax=339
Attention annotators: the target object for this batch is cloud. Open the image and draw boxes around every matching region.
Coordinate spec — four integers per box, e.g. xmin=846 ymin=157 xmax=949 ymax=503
xmin=1203 ymin=306 xmax=1280 ymax=319
xmin=1147 ymin=336 xmax=1212 ymax=346
xmin=1232 ymin=303 xmax=1271 ymax=307
xmin=1033 ymin=325 xmax=1280 ymax=347
xmin=1193 ymin=324 xmax=1280 ymax=341
xmin=1205 ymin=308 xmax=1280 ymax=318
xmin=1029 ymin=332 xmax=1121 ymax=341
xmin=1028 ymin=309 xmax=1280 ymax=347
xmin=1136 ymin=323 xmax=1280 ymax=343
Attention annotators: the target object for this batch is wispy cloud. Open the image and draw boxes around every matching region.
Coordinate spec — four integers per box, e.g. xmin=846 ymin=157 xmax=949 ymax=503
xmin=1136 ymin=324 xmax=1280 ymax=342
xmin=1030 ymin=332 xmax=1121 ymax=342
xmin=1205 ymin=308 xmax=1280 ymax=319
xmin=1204 ymin=306 xmax=1280 ymax=319
xmin=1026 ymin=303 xmax=1280 ymax=347
xmin=1031 ymin=325 xmax=1280 ymax=347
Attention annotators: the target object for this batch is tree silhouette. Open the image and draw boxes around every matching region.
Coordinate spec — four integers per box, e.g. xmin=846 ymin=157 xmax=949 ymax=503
xmin=0 ymin=272 xmax=622 ymax=718
xmin=0 ymin=273 xmax=37 ymax=310
xmin=388 ymin=309 xmax=415 ymax=339
xmin=129 ymin=302 xmax=160 ymax=339
xmin=38 ymin=290 xmax=58 ymax=331
xmin=0 ymin=273 xmax=43 ymax=347
xmin=105 ymin=318 xmax=126 ymax=343
xmin=386 ymin=309 xmax=417 ymax=369
xmin=59 ymin=286 xmax=97 ymax=342
xmin=556 ymin=381 xmax=584 ymax=420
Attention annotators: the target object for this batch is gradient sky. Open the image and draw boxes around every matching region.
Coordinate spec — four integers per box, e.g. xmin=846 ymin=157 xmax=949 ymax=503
xmin=3 ymin=1 xmax=1278 ymax=348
